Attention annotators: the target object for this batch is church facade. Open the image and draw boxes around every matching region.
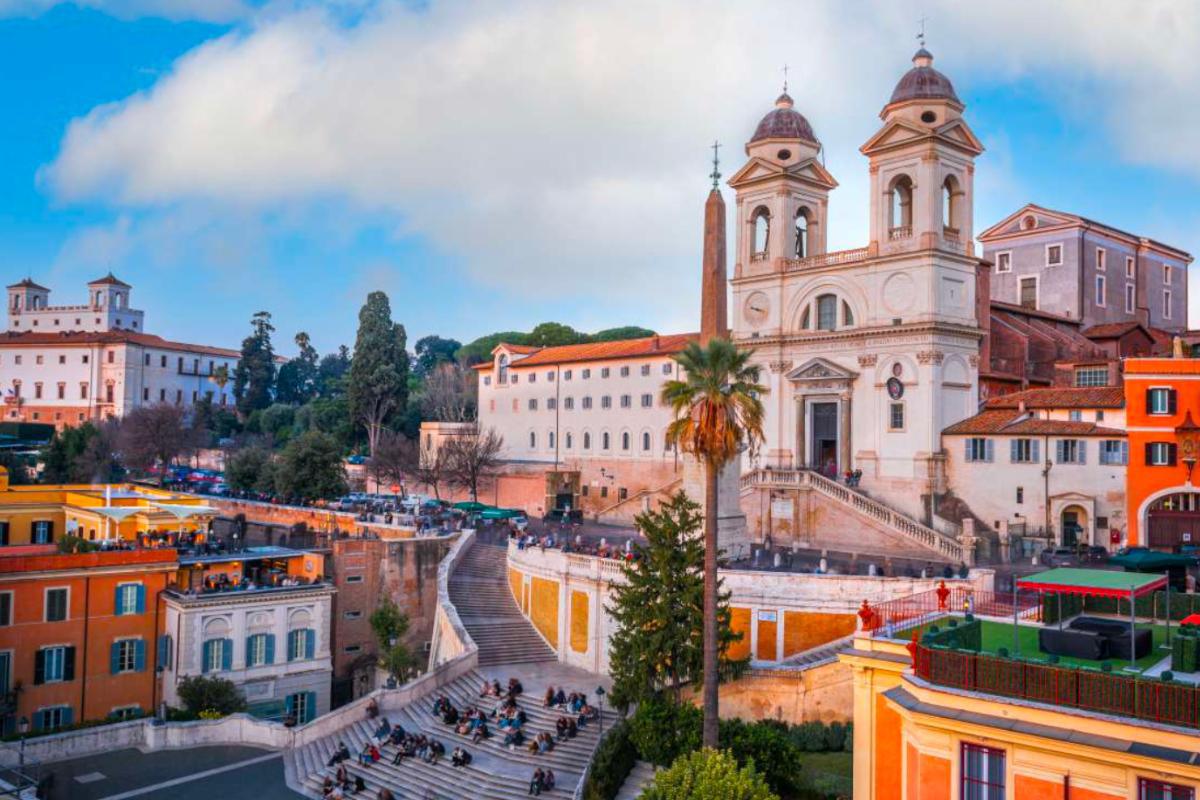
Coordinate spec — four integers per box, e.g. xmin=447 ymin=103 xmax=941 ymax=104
xmin=728 ymin=49 xmax=985 ymax=522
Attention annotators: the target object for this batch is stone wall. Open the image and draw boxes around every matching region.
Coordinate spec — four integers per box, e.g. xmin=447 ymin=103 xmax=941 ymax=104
xmin=713 ymin=661 xmax=854 ymax=724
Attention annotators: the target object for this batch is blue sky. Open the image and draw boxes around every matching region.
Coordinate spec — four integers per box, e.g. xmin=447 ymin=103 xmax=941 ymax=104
xmin=0 ymin=1 xmax=1197 ymax=357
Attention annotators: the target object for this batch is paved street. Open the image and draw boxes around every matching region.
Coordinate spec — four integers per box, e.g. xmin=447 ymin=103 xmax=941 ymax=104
xmin=36 ymin=745 xmax=302 ymax=800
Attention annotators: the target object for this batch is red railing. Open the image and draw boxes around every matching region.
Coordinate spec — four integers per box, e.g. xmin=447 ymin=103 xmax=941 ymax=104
xmin=866 ymin=586 xmax=1041 ymax=637
xmin=915 ymin=644 xmax=1200 ymax=730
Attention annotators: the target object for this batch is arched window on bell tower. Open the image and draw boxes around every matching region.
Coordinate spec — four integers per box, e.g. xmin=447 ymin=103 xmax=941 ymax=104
xmin=794 ymin=207 xmax=811 ymax=259
xmin=942 ymin=175 xmax=962 ymax=235
xmin=752 ymin=207 xmax=770 ymax=258
xmin=498 ymin=354 xmax=509 ymax=385
xmin=889 ymin=176 xmax=913 ymax=237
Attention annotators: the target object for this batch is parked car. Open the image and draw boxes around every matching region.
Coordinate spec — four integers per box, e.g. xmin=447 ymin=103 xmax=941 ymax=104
xmin=1039 ymin=546 xmax=1079 ymax=567
xmin=1082 ymin=545 xmax=1108 ymax=563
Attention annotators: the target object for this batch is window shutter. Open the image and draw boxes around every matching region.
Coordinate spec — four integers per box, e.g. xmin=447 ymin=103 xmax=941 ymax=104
xmin=284 ymin=694 xmax=294 ymax=717
xmin=63 ymin=646 xmax=75 ymax=681
xmin=1031 ymin=440 xmax=1040 ymax=463
xmin=1055 ymin=440 xmax=1064 ymax=463
xmin=113 ymin=586 xmax=124 ymax=615
xmin=305 ymin=691 xmax=317 ymax=722
xmin=245 ymin=635 xmax=255 ymax=666
xmin=1146 ymin=388 xmax=1154 ymax=412
xmin=287 ymin=630 xmax=297 ymax=662
xmin=1010 ymin=440 xmax=1018 ymax=462
xmin=61 ymin=706 xmax=73 ymax=727
xmin=202 ymin=640 xmax=213 ymax=673
xmin=304 ymin=630 xmax=315 ymax=660
xmin=1121 ymin=440 xmax=1129 ymax=465
xmin=157 ymin=635 xmax=170 ymax=670
xmin=46 ymin=521 xmax=54 ymax=542
xmin=1146 ymin=442 xmax=1154 ymax=465
xmin=1169 ymin=444 xmax=1178 ymax=467
xmin=134 ymin=640 xmax=145 ymax=672
xmin=222 ymin=639 xmax=233 ymax=672
xmin=1169 ymin=389 xmax=1178 ymax=414
xmin=1079 ymin=441 xmax=1087 ymax=464
xmin=985 ymin=440 xmax=994 ymax=463
xmin=34 ymin=649 xmax=45 ymax=685
xmin=110 ymin=642 xmax=121 ymax=675
xmin=265 ymin=634 xmax=276 ymax=665
xmin=33 ymin=710 xmax=45 ymax=731
xmin=964 ymin=439 xmax=971 ymax=461
xmin=136 ymin=584 xmax=146 ymax=614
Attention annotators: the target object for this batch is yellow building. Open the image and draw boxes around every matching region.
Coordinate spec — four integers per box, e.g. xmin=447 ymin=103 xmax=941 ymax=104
xmin=842 ymin=600 xmax=1200 ymax=800
xmin=0 ymin=469 xmax=213 ymax=547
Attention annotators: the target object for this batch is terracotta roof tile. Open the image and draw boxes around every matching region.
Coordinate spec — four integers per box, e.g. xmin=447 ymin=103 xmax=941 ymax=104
xmin=942 ymin=409 xmax=1021 ymax=434
xmin=944 ymin=409 xmax=1125 ymax=437
xmin=506 ymin=333 xmax=698 ymax=369
xmin=0 ymin=330 xmax=240 ymax=359
xmin=985 ymin=386 xmax=1124 ymax=410
xmin=1081 ymin=321 xmax=1144 ymax=339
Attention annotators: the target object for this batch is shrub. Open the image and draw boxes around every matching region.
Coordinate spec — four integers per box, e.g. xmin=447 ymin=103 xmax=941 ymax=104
xmin=843 ymin=722 xmax=853 ymax=752
xmin=823 ymin=721 xmax=847 ymax=752
xmin=720 ymin=718 xmax=804 ymax=797
xmin=630 ymin=697 xmax=702 ymax=767
xmin=177 ymin=675 xmax=247 ymax=717
xmin=582 ymin=719 xmax=637 ymax=800
xmin=793 ymin=722 xmax=828 ymax=753
xmin=641 ymin=748 xmax=779 ymax=800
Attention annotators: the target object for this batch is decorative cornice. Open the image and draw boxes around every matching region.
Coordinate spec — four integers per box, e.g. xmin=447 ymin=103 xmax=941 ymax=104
xmin=768 ymin=360 xmax=794 ymax=374
xmin=857 ymin=354 xmax=879 ymax=367
xmin=916 ymin=350 xmax=945 ymax=365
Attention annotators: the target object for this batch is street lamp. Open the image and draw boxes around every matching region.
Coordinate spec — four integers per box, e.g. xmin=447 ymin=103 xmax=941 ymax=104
xmin=595 ymin=686 xmax=607 ymax=739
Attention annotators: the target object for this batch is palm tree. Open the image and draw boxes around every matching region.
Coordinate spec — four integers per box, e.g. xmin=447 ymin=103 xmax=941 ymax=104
xmin=662 ymin=337 xmax=765 ymax=747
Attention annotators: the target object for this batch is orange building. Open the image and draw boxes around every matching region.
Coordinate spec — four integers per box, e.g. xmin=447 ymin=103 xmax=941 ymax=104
xmin=0 ymin=545 xmax=177 ymax=733
xmin=1124 ymin=357 xmax=1200 ymax=548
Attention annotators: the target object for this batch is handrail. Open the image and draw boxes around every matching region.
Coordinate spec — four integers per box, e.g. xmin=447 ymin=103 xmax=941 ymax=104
xmin=741 ymin=468 xmax=965 ymax=562
xmin=780 ymin=246 xmax=870 ymax=273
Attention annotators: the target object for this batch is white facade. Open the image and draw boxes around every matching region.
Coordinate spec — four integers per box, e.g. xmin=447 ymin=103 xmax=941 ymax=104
xmin=7 ymin=275 xmax=145 ymax=333
xmin=730 ymin=50 xmax=983 ymax=521
xmin=0 ymin=276 xmax=239 ymax=427
xmin=161 ymin=583 xmax=335 ymax=722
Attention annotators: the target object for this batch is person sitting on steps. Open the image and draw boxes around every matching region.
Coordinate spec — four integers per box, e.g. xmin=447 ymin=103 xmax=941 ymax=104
xmin=327 ymin=741 xmax=351 ymax=767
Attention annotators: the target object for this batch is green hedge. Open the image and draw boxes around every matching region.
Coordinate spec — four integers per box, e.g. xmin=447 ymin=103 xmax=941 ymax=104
xmin=921 ymin=618 xmax=982 ymax=652
xmin=1173 ymin=626 xmax=1200 ymax=673
xmin=582 ymin=719 xmax=638 ymax=800
xmin=1040 ymin=590 xmax=1200 ymax=623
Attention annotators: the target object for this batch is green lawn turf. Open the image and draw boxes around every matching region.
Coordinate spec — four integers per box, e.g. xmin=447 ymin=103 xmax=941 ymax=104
xmin=903 ymin=616 xmax=1173 ymax=673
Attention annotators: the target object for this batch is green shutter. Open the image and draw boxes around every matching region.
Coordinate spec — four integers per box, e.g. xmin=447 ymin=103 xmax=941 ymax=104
xmin=60 ymin=706 xmax=73 ymax=727
xmin=304 ymin=691 xmax=317 ymax=723
xmin=110 ymin=641 xmax=121 ymax=675
xmin=221 ymin=639 xmax=233 ymax=672
xmin=202 ymin=640 xmax=215 ymax=673
xmin=134 ymin=640 xmax=145 ymax=672
xmin=265 ymin=634 xmax=275 ymax=665
xmin=135 ymin=584 xmax=146 ymax=614
xmin=304 ymin=629 xmax=315 ymax=660
xmin=245 ymin=635 xmax=256 ymax=667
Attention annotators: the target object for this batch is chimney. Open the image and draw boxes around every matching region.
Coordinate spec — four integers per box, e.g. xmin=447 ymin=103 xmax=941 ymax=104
xmin=700 ymin=187 xmax=728 ymax=344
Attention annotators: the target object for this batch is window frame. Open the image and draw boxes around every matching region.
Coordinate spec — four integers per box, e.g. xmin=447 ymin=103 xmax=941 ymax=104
xmin=961 ymin=742 xmax=1006 ymax=800
xmin=1148 ymin=387 xmax=1174 ymax=416
xmin=1164 ymin=289 xmax=1173 ymax=320
xmin=1018 ymin=275 xmax=1039 ymax=310
xmin=44 ymin=587 xmax=68 ymax=623
xmin=1095 ymin=246 xmax=1106 ymax=271
xmin=1094 ymin=274 xmax=1106 ymax=307
xmin=887 ymin=401 xmax=905 ymax=432
xmin=1045 ymin=242 xmax=1063 ymax=267
xmin=1126 ymin=282 xmax=1136 ymax=314
xmin=994 ymin=250 xmax=1012 ymax=274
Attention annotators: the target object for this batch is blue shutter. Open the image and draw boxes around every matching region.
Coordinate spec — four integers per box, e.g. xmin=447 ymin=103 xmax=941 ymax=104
xmin=286 ymin=630 xmax=297 ymax=662
xmin=157 ymin=635 xmax=170 ymax=670
xmin=61 ymin=706 xmax=73 ymax=727
xmin=135 ymin=584 xmax=146 ymax=614
xmin=245 ymin=635 xmax=256 ymax=667
xmin=305 ymin=691 xmax=317 ymax=723
xmin=134 ymin=640 xmax=145 ymax=672
xmin=1031 ymin=440 xmax=1040 ymax=463
xmin=265 ymin=634 xmax=276 ymax=665
xmin=963 ymin=439 xmax=971 ymax=461
xmin=1121 ymin=440 xmax=1129 ymax=465
xmin=113 ymin=585 xmax=124 ymax=616
xmin=985 ymin=439 xmax=994 ymax=463
xmin=110 ymin=641 xmax=121 ymax=675
xmin=1055 ymin=440 xmax=1064 ymax=463
xmin=221 ymin=638 xmax=233 ymax=672
xmin=1010 ymin=440 xmax=1018 ymax=462
xmin=1078 ymin=441 xmax=1087 ymax=465
xmin=284 ymin=693 xmax=294 ymax=717
xmin=202 ymin=640 xmax=213 ymax=673
xmin=304 ymin=629 xmax=315 ymax=660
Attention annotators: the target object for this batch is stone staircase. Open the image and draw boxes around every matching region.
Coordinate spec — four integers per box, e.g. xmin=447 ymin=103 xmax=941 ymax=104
xmin=449 ymin=542 xmax=557 ymax=668
xmin=290 ymin=668 xmax=613 ymax=799
xmin=741 ymin=468 xmax=967 ymax=563
xmin=615 ymin=760 xmax=658 ymax=800
xmin=777 ymin=633 xmax=856 ymax=669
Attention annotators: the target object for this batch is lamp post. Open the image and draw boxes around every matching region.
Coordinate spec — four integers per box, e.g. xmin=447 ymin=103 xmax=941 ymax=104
xmin=595 ymin=685 xmax=606 ymax=739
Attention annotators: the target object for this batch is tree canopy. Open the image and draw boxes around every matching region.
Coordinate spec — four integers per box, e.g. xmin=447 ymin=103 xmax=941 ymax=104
xmin=275 ymin=331 xmax=319 ymax=404
xmin=234 ymin=310 xmax=277 ymax=416
xmin=346 ymin=291 xmax=410 ymax=456
xmin=274 ymin=431 xmax=348 ymax=501
xmin=413 ymin=335 xmax=462 ymax=377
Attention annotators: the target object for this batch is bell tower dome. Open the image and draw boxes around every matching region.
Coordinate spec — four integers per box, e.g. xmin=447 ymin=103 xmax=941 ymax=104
xmin=729 ymin=90 xmax=837 ymax=278
xmin=861 ymin=48 xmax=983 ymax=256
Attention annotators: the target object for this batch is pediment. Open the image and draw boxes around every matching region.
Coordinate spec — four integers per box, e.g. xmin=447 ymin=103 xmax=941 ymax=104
xmin=728 ymin=156 xmax=838 ymax=190
xmin=860 ymin=119 xmax=926 ymax=153
xmin=979 ymin=204 xmax=1081 ymax=240
xmin=784 ymin=158 xmax=839 ymax=189
xmin=933 ymin=119 xmax=984 ymax=154
xmin=860 ymin=118 xmax=983 ymax=157
xmin=785 ymin=357 xmax=858 ymax=383
xmin=727 ymin=157 xmax=780 ymax=186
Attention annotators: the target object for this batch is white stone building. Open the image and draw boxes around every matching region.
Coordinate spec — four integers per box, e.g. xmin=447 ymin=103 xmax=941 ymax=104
xmin=160 ymin=548 xmax=335 ymax=723
xmin=731 ymin=48 xmax=983 ymax=522
xmin=1 ymin=275 xmax=240 ymax=428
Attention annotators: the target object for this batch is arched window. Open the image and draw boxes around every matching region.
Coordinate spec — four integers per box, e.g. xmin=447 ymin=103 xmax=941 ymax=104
xmin=816 ymin=294 xmax=838 ymax=331
xmin=889 ymin=176 xmax=913 ymax=234
xmin=942 ymin=176 xmax=961 ymax=232
xmin=565 ymin=432 xmax=573 ymax=449
xmin=642 ymin=432 xmax=651 ymax=451
xmin=583 ymin=432 xmax=591 ymax=450
xmin=794 ymin=207 xmax=810 ymax=258
xmin=548 ymin=431 xmax=555 ymax=449
xmin=799 ymin=306 xmax=811 ymax=330
xmin=621 ymin=432 xmax=630 ymax=451
xmin=529 ymin=431 xmax=536 ymax=449
xmin=602 ymin=432 xmax=611 ymax=450
xmin=752 ymin=207 xmax=770 ymax=256
xmin=498 ymin=354 xmax=509 ymax=385
xmin=842 ymin=301 xmax=855 ymax=327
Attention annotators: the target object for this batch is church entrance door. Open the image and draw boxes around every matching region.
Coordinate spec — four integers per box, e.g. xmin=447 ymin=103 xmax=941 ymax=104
xmin=810 ymin=401 xmax=839 ymax=477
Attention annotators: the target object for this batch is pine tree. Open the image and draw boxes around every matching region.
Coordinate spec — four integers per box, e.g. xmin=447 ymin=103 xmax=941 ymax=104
xmin=606 ymin=491 xmax=745 ymax=709
xmin=347 ymin=292 xmax=409 ymax=456
xmin=233 ymin=311 xmax=277 ymax=416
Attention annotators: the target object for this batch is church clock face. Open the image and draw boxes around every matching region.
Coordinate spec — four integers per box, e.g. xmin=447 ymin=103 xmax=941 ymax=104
xmin=744 ymin=292 xmax=770 ymax=327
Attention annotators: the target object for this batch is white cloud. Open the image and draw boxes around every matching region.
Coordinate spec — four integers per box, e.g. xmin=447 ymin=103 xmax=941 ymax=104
xmin=39 ymin=0 xmax=1200 ymax=329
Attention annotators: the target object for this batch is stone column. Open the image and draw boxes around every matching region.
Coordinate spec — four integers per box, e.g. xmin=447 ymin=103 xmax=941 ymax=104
xmin=795 ymin=396 xmax=806 ymax=468
xmin=840 ymin=391 xmax=853 ymax=473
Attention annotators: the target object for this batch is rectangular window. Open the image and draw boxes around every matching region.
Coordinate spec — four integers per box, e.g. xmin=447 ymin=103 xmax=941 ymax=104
xmin=581 ymin=369 xmax=590 ymax=379
xmin=113 ymin=639 xmax=140 ymax=673
xmin=1019 ymin=276 xmax=1038 ymax=309
xmin=45 ymin=587 xmax=67 ymax=621
xmin=995 ymin=251 xmax=1011 ymax=273
xmin=564 ymin=370 xmax=572 ymax=380
xmin=1165 ymin=264 xmax=1173 ymax=285
xmin=1094 ymin=274 xmax=1106 ymax=306
xmin=619 ymin=366 xmax=630 ymax=377
xmin=80 ymin=383 xmax=88 ymax=400
xmin=564 ymin=397 xmax=573 ymax=410
xmin=40 ymin=646 xmax=69 ymax=682
xmin=483 ymin=376 xmax=491 ymax=386
xmin=35 ymin=355 xmax=42 ymax=365
xmin=620 ymin=395 xmax=631 ymax=409
xmin=888 ymin=402 xmax=904 ymax=430
xmin=1147 ymin=442 xmax=1177 ymax=467
xmin=1138 ymin=778 xmax=1194 ymax=800
xmin=965 ymin=438 xmax=992 ymax=462
xmin=343 ymin=611 xmax=363 ymax=620
xmin=547 ymin=398 xmax=556 ymax=410
xmin=1095 ymin=247 xmax=1106 ymax=271
xmin=161 ymin=355 xmax=167 ymax=367
xmin=601 ymin=396 xmax=612 ymax=409
xmin=1068 ymin=410 xmax=1082 ymax=422
xmin=1010 ymin=438 xmax=1038 ymax=464
xmin=1046 ymin=243 xmax=1063 ymax=266
xmin=662 ymin=363 xmax=672 ymax=375
xmin=246 ymin=633 xmax=271 ymax=667
xmin=1074 ymin=367 xmax=1108 ymax=387
xmin=641 ymin=393 xmax=653 ymax=408
xmin=1056 ymin=439 xmax=1084 ymax=464
xmin=961 ymin=742 xmax=1006 ymax=799
xmin=1164 ymin=289 xmax=1173 ymax=319
xmin=582 ymin=397 xmax=592 ymax=410
xmin=1096 ymin=410 xmax=1105 ymax=421
xmin=1099 ymin=440 xmax=1128 ymax=465
xmin=288 ymin=629 xmax=313 ymax=661
xmin=601 ymin=368 xmax=610 ymax=378
xmin=0 ymin=592 xmax=9 ymax=626
xmin=528 ymin=373 xmax=536 ymax=383
xmin=115 ymin=583 xmax=142 ymax=616
xmin=34 ymin=705 xmax=72 ymax=732
xmin=1147 ymin=387 xmax=1176 ymax=415
xmin=640 ymin=364 xmax=650 ymax=376
xmin=33 ymin=383 xmax=42 ymax=400
xmin=1126 ymin=283 xmax=1136 ymax=313
xmin=1126 ymin=256 xmax=1135 ymax=278
xmin=345 ymin=575 xmax=364 ymax=584
xmin=528 ymin=399 xmax=538 ymax=411
xmin=203 ymin=639 xmax=226 ymax=673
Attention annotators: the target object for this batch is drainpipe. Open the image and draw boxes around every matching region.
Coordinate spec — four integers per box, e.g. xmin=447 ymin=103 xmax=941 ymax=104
xmin=1042 ymin=435 xmax=1053 ymax=543
xmin=80 ymin=575 xmax=91 ymax=720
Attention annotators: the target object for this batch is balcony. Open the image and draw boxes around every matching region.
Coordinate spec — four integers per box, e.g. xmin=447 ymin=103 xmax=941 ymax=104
xmin=780 ymin=247 xmax=870 ymax=273
xmin=888 ymin=225 xmax=912 ymax=241
xmin=164 ymin=579 xmax=333 ymax=606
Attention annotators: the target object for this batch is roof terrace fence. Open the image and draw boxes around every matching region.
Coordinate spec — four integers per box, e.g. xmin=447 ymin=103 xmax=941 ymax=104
xmin=866 ymin=585 xmax=1042 ymax=637
xmin=914 ymin=644 xmax=1200 ymax=729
